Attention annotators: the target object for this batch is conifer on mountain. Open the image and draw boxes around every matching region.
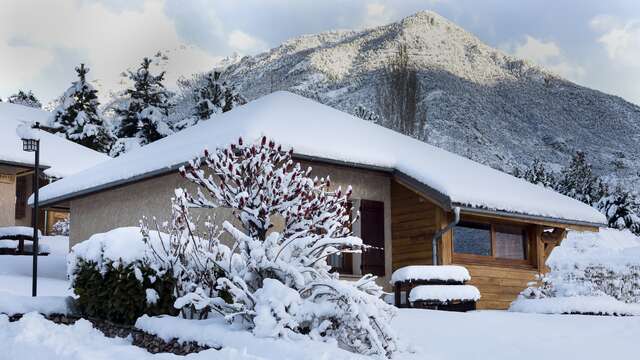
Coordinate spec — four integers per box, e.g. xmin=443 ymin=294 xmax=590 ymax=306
xmin=49 ymin=64 xmax=113 ymax=153
xmin=8 ymin=90 xmax=42 ymax=108
xmin=523 ymin=158 xmax=557 ymax=189
xmin=172 ymin=71 xmax=246 ymax=130
xmin=558 ymin=151 xmax=607 ymax=206
xmin=597 ymin=185 xmax=640 ymax=235
xmin=353 ymin=104 xmax=380 ymax=124
xmin=111 ymin=57 xmax=173 ymax=154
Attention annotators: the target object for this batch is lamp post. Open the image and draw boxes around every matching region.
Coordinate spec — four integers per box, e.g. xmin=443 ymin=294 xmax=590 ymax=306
xmin=21 ymin=122 xmax=40 ymax=297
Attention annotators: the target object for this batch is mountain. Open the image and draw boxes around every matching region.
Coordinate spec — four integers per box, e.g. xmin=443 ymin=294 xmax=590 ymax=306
xmin=221 ymin=11 xmax=640 ymax=188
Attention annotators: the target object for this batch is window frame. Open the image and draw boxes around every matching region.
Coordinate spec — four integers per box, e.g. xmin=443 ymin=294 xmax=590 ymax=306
xmin=451 ymin=217 xmax=534 ymax=268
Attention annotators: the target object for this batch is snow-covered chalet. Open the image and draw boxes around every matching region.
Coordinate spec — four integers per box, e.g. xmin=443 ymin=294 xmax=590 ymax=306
xmin=34 ymin=92 xmax=607 ymax=309
xmin=0 ymin=102 xmax=108 ymax=234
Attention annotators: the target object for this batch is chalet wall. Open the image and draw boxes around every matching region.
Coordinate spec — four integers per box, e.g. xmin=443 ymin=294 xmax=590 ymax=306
xmin=69 ymin=161 xmax=393 ymax=284
xmin=462 ymin=264 xmax=538 ymax=310
xmin=70 ymin=172 xmax=231 ymax=247
xmin=390 ymin=180 xmax=439 ymax=270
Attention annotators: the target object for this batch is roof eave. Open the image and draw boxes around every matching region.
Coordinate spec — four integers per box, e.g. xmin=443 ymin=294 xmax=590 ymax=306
xmin=454 ymin=204 xmax=606 ymax=231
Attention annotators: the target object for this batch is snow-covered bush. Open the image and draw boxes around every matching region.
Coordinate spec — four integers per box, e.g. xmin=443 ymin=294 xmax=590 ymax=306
xmin=52 ymin=218 xmax=70 ymax=236
xmin=140 ymin=189 xmax=233 ymax=320
xmin=174 ymin=137 xmax=397 ymax=357
xmin=516 ymin=228 xmax=640 ymax=307
xmin=69 ymin=228 xmax=178 ymax=324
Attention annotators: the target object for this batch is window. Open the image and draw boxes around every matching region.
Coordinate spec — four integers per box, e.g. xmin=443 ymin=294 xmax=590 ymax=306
xmin=453 ymin=220 xmax=529 ymax=263
xmin=495 ymin=224 xmax=527 ymax=260
xmin=453 ymin=222 xmax=492 ymax=256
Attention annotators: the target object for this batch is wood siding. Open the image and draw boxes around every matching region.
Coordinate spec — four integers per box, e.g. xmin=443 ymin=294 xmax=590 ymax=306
xmin=389 ymin=180 xmax=564 ymax=310
xmin=462 ymin=264 xmax=538 ymax=309
xmin=391 ymin=180 xmax=439 ymax=270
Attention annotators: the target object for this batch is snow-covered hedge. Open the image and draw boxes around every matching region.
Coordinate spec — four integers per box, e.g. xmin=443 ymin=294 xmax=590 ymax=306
xmin=69 ymin=227 xmax=178 ymax=324
xmin=512 ymin=228 xmax=640 ymax=314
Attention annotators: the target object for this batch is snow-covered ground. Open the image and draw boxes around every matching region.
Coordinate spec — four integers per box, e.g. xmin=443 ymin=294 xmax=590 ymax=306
xmin=0 ymin=235 xmax=70 ymax=297
xmin=1 ymin=234 xmax=639 ymax=359
xmin=510 ymin=229 xmax=640 ymax=315
xmin=1 ymin=307 xmax=639 ymax=360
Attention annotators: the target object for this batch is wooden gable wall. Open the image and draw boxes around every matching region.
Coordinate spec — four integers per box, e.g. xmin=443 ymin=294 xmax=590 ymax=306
xmin=390 ymin=179 xmax=571 ymax=310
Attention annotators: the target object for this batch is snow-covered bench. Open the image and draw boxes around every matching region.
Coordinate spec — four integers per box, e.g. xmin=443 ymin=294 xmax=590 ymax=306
xmin=391 ymin=265 xmax=479 ymax=311
xmin=409 ymin=285 xmax=480 ymax=311
xmin=0 ymin=226 xmax=46 ymax=255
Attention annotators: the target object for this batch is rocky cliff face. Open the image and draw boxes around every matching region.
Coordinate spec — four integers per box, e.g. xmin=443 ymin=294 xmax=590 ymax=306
xmin=222 ymin=11 xmax=640 ymax=188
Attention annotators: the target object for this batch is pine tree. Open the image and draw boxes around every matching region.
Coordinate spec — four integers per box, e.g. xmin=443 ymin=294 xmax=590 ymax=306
xmin=597 ymin=185 xmax=640 ymax=235
xmin=49 ymin=64 xmax=113 ymax=153
xmin=354 ymin=104 xmax=380 ymax=124
xmin=112 ymin=57 xmax=173 ymax=150
xmin=558 ymin=151 xmax=607 ymax=205
xmin=8 ymin=90 xmax=42 ymax=108
xmin=171 ymin=71 xmax=246 ymax=130
xmin=523 ymin=158 xmax=557 ymax=188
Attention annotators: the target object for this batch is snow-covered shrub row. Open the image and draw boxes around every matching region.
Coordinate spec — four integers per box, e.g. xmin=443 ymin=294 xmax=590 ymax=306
xmin=166 ymin=137 xmax=397 ymax=357
xmin=514 ymin=228 xmax=640 ymax=312
xmin=68 ymin=228 xmax=178 ymax=324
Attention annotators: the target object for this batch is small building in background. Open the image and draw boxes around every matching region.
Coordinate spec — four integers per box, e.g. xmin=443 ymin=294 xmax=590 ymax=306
xmin=0 ymin=102 xmax=109 ymax=235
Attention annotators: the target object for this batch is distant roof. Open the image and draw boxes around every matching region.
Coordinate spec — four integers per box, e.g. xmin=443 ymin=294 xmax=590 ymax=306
xmin=35 ymin=92 xmax=606 ymax=227
xmin=0 ymin=102 xmax=109 ymax=178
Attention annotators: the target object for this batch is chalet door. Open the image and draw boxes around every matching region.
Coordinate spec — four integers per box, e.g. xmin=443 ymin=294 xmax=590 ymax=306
xmin=360 ymin=200 xmax=385 ymax=276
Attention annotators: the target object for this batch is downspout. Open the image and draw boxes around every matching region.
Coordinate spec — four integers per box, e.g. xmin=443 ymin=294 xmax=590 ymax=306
xmin=432 ymin=207 xmax=460 ymax=265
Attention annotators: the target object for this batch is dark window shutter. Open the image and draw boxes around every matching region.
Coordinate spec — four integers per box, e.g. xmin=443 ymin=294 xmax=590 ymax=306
xmin=15 ymin=176 xmax=27 ymax=219
xmin=360 ymin=199 xmax=385 ymax=276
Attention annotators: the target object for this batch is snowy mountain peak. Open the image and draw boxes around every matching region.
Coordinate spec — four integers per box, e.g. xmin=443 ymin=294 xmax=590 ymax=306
xmin=222 ymin=11 xmax=640 ymax=190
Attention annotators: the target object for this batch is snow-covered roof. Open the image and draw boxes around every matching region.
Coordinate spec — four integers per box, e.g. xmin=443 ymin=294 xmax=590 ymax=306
xmin=0 ymin=103 xmax=109 ymax=178
xmin=35 ymin=92 xmax=606 ymax=226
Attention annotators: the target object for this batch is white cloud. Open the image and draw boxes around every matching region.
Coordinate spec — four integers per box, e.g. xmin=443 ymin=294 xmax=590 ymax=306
xmin=590 ymin=15 xmax=640 ymax=67
xmin=0 ymin=0 xmax=218 ymax=100
xmin=503 ymin=35 xmax=585 ymax=81
xmin=361 ymin=3 xmax=395 ymax=28
xmin=228 ymin=30 xmax=268 ymax=54
xmin=0 ymin=41 xmax=54 ymax=90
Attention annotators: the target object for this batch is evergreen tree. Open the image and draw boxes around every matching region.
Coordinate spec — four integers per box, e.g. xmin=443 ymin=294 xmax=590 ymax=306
xmin=597 ymin=185 xmax=640 ymax=235
xmin=112 ymin=57 xmax=173 ymax=149
xmin=172 ymin=71 xmax=246 ymax=130
xmin=558 ymin=151 xmax=607 ymax=205
xmin=353 ymin=104 xmax=380 ymax=124
xmin=8 ymin=90 xmax=42 ymax=108
xmin=523 ymin=158 xmax=557 ymax=188
xmin=49 ymin=64 xmax=113 ymax=153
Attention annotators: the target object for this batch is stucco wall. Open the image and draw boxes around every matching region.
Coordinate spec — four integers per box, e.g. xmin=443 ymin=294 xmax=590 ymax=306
xmin=70 ymin=162 xmax=391 ymax=284
xmin=70 ymin=161 xmax=393 ymax=285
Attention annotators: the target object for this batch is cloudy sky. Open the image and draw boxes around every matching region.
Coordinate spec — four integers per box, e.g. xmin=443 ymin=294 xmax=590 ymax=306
xmin=2 ymin=0 xmax=640 ymax=105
